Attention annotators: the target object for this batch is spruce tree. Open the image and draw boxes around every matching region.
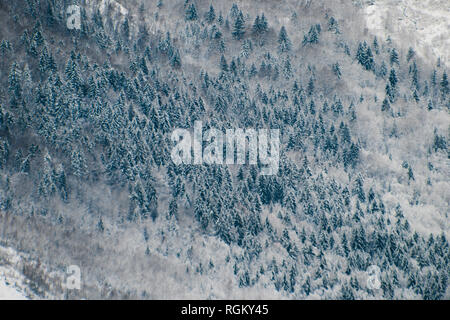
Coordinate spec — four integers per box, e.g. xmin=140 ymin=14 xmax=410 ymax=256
xmin=278 ymin=26 xmax=291 ymax=53
xmin=232 ymin=12 xmax=245 ymax=40
xmin=220 ymin=55 xmax=228 ymax=71
xmin=8 ymin=62 xmax=22 ymax=107
xmin=372 ymin=36 xmax=379 ymax=54
xmin=185 ymin=3 xmax=198 ymax=21
xmin=356 ymin=42 xmax=366 ymax=66
xmin=390 ymin=48 xmax=399 ymax=65
xmin=170 ymin=49 xmax=182 ymax=69
xmin=381 ymin=97 xmax=390 ymax=112
xmin=440 ymin=72 xmax=449 ymax=97
xmin=389 ymin=68 xmax=398 ymax=89
xmin=407 ymin=47 xmax=415 ymax=62
xmin=205 ymin=5 xmax=215 ymax=23
xmin=365 ymin=46 xmax=374 ymax=71
xmin=333 ymin=62 xmax=341 ymax=79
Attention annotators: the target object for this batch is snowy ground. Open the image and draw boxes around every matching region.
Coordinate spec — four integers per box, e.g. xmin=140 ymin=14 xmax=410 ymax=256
xmin=0 ymin=274 xmax=28 ymax=300
xmin=363 ymin=0 xmax=450 ymax=66
xmin=0 ymin=247 xmax=29 ymax=300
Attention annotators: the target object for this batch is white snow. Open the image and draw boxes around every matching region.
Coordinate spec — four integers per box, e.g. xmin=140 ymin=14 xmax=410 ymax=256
xmin=0 ymin=247 xmax=28 ymax=300
xmin=0 ymin=276 xmax=28 ymax=300
xmin=364 ymin=0 xmax=450 ymax=66
xmin=98 ymin=0 xmax=128 ymax=16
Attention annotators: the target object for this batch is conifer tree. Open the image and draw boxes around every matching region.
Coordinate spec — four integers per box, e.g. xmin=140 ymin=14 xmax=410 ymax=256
xmin=205 ymin=5 xmax=216 ymax=23
xmin=185 ymin=3 xmax=198 ymax=21
xmin=232 ymin=11 xmax=245 ymax=40
xmin=390 ymin=48 xmax=399 ymax=65
xmin=440 ymin=72 xmax=449 ymax=98
xmin=278 ymin=26 xmax=291 ymax=53
xmin=389 ymin=68 xmax=398 ymax=89
xmin=381 ymin=97 xmax=390 ymax=112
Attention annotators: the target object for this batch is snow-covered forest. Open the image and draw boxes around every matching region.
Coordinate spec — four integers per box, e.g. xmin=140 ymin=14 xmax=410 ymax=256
xmin=0 ymin=0 xmax=448 ymax=299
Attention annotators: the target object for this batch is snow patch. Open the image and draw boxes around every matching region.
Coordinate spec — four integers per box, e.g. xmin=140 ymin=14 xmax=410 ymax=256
xmin=98 ymin=0 xmax=128 ymax=16
xmin=364 ymin=0 xmax=450 ymax=66
xmin=0 ymin=247 xmax=28 ymax=300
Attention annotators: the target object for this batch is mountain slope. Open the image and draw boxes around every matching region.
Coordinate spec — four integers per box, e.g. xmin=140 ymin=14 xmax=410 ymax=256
xmin=0 ymin=0 xmax=448 ymax=299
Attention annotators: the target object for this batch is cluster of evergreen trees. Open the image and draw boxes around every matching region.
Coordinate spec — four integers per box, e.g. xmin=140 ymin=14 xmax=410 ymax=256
xmin=0 ymin=0 xmax=448 ymax=299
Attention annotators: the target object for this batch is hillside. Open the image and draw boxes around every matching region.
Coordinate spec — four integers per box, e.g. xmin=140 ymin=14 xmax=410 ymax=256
xmin=0 ymin=0 xmax=448 ymax=299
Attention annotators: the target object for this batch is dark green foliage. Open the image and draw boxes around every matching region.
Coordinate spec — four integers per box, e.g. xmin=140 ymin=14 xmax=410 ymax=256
xmin=407 ymin=47 xmax=415 ymax=62
xmin=389 ymin=68 xmax=398 ymax=89
xmin=390 ymin=48 xmax=399 ymax=66
xmin=252 ymin=14 xmax=268 ymax=35
xmin=302 ymin=24 xmax=320 ymax=46
xmin=278 ymin=26 xmax=291 ymax=53
xmin=205 ymin=5 xmax=216 ymax=23
xmin=381 ymin=97 xmax=390 ymax=112
xmin=185 ymin=3 xmax=198 ymax=21
xmin=220 ymin=55 xmax=228 ymax=71
xmin=232 ymin=11 xmax=245 ymax=40
xmin=327 ymin=16 xmax=339 ymax=34
xmin=440 ymin=72 xmax=449 ymax=97
xmin=332 ymin=62 xmax=341 ymax=79
xmin=356 ymin=41 xmax=374 ymax=71
xmin=170 ymin=49 xmax=182 ymax=68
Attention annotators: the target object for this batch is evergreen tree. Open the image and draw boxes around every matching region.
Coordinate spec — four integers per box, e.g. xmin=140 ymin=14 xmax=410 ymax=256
xmin=413 ymin=90 xmax=419 ymax=102
xmin=39 ymin=46 xmax=56 ymax=75
xmin=170 ymin=49 xmax=182 ymax=69
xmin=440 ymin=72 xmax=449 ymax=98
xmin=0 ymin=39 xmax=12 ymax=58
xmin=71 ymin=148 xmax=88 ymax=179
xmin=431 ymin=69 xmax=437 ymax=88
xmin=303 ymin=25 xmax=319 ymax=46
xmin=327 ymin=16 xmax=339 ymax=33
xmin=283 ymin=57 xmax=293 ymax=79
xmin=8 ymin=62 xmax=22 ymax=103
xmin=205 ymin=5 xmax=216 ymax=23
xmin=121 ymin=17 xmax=130 ymax=41
xmin=168 ymin=198 xmax=178 ymax=220
xmin=307 ymin=77 xmax=314 ymax=96
xmin=378 ymin=61 xmax=387 ymax=79
xmin=381 ymin=97 xmax=390 ymax=112
xmin=38 ymin=152 xmax=56 ymax=199
xmin=278 ymin=26 xmax=291 ymax=53
xmin=54 ymin=164 xmax=68 ymax=201
xmin=408 ymin=167 xmax=415 ymax=181
xmin=372 ymin=36 xmax=379 ymax=54
xmin=389 ymin=68 xmax=398 ymax=89
xmin=185 ymin=3 xmax=198 ymax=21
xmin=356 ymin=42 xmax=366 ymax=66
xmin=365 ymin=46 xmax=374 ymax=71
xmin=220 ymin=55 xmax=228 ymax=72
xmin=332 ymin=62 xmax=341 ymax=79
xmin=407 ymin=47 xmax=415 ymax=62
xmin=390 ymin=48 xmax=399 ymax=65
xmin=252 ymin=14 xmax=268 ymax=35
xmin=411 ymin=61 xmax=420 ymax=91
xmin=97 ymin=218 xmax=104 ymax=233
xmin=232 ymin=11 xmax=245 ymax=40
xmin=229 ymin=3 xmax=239 ymax=20
xmin=356 ymin=42 xmax=373 ymax=71
xmin=385 ymin=83 xmax=394 ymax=103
